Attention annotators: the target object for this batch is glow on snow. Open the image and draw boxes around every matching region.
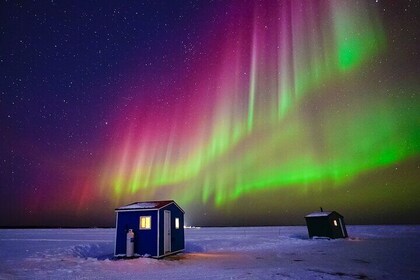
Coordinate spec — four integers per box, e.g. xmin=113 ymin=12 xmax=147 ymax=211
xmin=99 ymin=1 xmax=419 ymax=209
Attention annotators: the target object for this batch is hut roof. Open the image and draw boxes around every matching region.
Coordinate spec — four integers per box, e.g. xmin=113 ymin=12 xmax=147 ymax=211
xmin=305 ymin=211 xmax=343 ymax=218
xmin=115 ymin=200 xmax=184 ymax=212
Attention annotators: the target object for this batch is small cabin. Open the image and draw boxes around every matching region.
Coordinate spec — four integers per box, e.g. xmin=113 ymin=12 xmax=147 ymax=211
xmin=114 ymin=200 xmax=185 ymax=258
xmin=305 ymin=210 xmax=348 ymax=239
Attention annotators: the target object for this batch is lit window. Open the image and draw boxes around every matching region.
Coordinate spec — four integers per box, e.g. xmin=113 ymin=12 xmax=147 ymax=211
xmin=175 ymin=218 xmax=180 ymax=229
xmin=333 ymin=220 xmax=338 ymax=226
xmin=140 ymin=216 xmax=151 ymax=229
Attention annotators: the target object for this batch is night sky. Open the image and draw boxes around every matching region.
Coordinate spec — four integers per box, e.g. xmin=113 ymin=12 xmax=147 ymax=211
xmin=1 ymin=0 xmax=419 ymax=227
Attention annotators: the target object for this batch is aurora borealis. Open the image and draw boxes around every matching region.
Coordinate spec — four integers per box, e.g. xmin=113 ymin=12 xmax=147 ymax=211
xmin=1 ymin=1 xmax=419 ymax=227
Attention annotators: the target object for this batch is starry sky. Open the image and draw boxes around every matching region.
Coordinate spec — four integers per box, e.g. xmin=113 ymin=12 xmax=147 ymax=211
xmin=1 ymin=0 xmax=419 ymax=227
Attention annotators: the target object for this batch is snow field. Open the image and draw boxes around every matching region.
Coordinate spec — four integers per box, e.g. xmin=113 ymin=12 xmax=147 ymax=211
xmin=0 ymin=226 xmax=419 ymax=279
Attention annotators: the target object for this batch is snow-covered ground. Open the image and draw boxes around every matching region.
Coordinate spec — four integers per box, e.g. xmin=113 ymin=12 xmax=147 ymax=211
xmin=0 ymin=226 xmax=419 ymax=279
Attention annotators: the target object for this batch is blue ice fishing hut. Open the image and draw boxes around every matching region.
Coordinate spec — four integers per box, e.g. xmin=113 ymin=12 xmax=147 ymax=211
xmin=114 ymin=200 xmax=185 ymax=258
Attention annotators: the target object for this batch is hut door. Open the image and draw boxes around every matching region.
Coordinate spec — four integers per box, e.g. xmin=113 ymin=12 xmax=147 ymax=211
xmin=338 ymin=218 xmax=345 ymax=237
xmin=164 ymin=210 xmax=171 ymax=253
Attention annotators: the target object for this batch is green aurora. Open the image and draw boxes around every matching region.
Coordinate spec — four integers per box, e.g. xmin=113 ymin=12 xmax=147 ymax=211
xmin=98 ymin=1 xmax=419 ymax=225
